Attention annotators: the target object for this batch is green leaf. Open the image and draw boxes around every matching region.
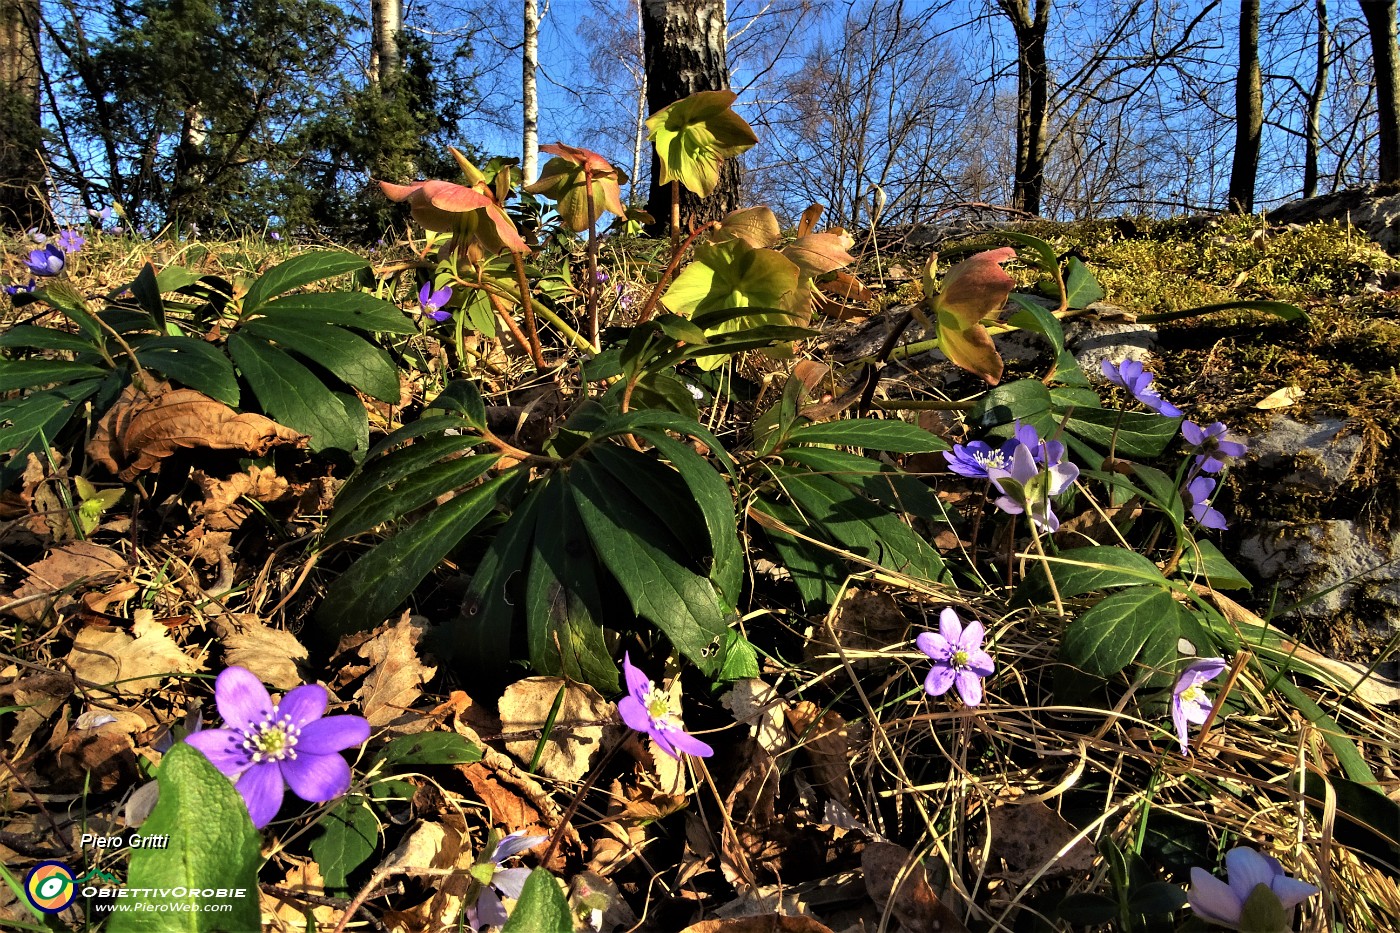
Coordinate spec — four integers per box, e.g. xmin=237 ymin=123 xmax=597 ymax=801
xmin=500 ymin=868 xmax=571 ymax=933
xmin=718 ymin=630 xmax=760 ymax=680
xmin=1062 ymin=406 xmax=1179 ymax=459
xmin=108 ymin=744 xmax=260 ymax=932
xmin=228 ymin=332 xmax=359 ymax=452
xmin=1021 ymin=547 xmax=1170 ymax=602
xmin=1300 ymin=771 xmax=1399 ymax=869
xmin=129 ymin=263 xmax=167 ymax=331
xmin=1062 ymin=586 xmax=1186 ymax=678
xmin=645 ymin=90 xmax=758 ymax=198
xmin=329 ymin=432 xmax=486 ymax=521
xmin=749 ymin=495 xmax=846 ymax=605
xmin=624 ymin=372 xmax=701 ymax=420
xmin=588 ymin=443 xmax=713 ymax=571
xmin=241 ymin=250 xmax=369 ymax=314
xmin=1056 ymin=892 xmax=1118 ymax=925
xmin=316 ymin=474 xmax=512 ymax=637
xmin=134 ymin=337 xmax=239 ymax=405
xmin=373 ymin=732 xmax=484 ymax=767
xmin=634 ymin=428 xmax=743 ymax=604
xmin=993 ymin=230 xmax=1060 ymax=276
xmin=310 ymin=796 xmax=378 ymax=891
xmin=0 ymin=382 xmax=100 ymax=485
xmin=1062 ymin=257 xmax=1105 ymax=309
xmin=241 ymin=316 xmax=399 ymax=402
xmin=785 ymin=419 xmax=950 ymax=453
xmin=0 ymin=359 xmax=107 ymax=392
xmin=1179 ymin=539 xmax=1251 ymax=590
xmin=1238 ymin=883 xmax=1289 ymax=933
xmin=1006 ymin=294 xmax=1066 ymax=355
xmin=0 ymin=325 xmax=100 ymax=354
xmin=429 ymin=379 xmax=488 ymax=429
xmin=660 ymin=240 xmax=801 ymax=348
xmin=570 ymin=459 xmax=727 ymax=675
xmin=259 ymin=291 xmax=419 ymax=334
xmin=1139 ymin=299 xmax=1307 ymax=324
xmin=156 ymin=265 xmax=204 ymax=293
xmin=525 ymin=477 xmax=618 ymax=691
xmin=780 ymin=446 xmax=888 ymax=480
xmin=1126 ymin=881 xmax=1188 ymax=915
xmin=971 ymin=378 xmax=1053 ymax=432
xmin=36 ymin=279 xmax=103 ymax=339
xmin=321 ymin=451 xmax=501 ymax=544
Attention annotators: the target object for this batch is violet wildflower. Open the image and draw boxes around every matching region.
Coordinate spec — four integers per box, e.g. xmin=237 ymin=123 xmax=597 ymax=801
xmin=27 ymin=227 xmax=46 ymax=244
xmin=1188 ymin=846 xmax=1318 ymax=930
xmin=24 ymin=244 xmax=65 ymax=276
xmin=1183 ymin=420 xmax=1248 ymax=474
xmin=4 ymin=279 xmax=36 ymax=296
xmin=185 ymin=666 xmax=370 ymax=828
xmin=57 ymin=229 xmax=85 ymax=254
xmin=944 ymin=440 xmax=1011 ymax=479
xmin=987 ymin=442 xmax=1079 ymax=532
xmin=594 ymin=269 xmax=609 ymax=283
xmin=419 ymin=281 xmax=453 ymax=322
xmin=270 ymin=230 xmax=282 ymax=241
xmin=617 ymin=653 xmax=712 ymax=759
xmin=917 ymin=608 xmax=995 ymax=706
xmin=1101 ymin=359 xmax=1183 ymax=417
xmin=1009 ymin=419 xmax=1068 ymax=466
xmin=1171 ymin=657 xmax=1226 ymax=755
xmin=1185 ymin=475 xmax=1228 ymax=530
xmin=465 ymin=832 xmax=547 ymax=930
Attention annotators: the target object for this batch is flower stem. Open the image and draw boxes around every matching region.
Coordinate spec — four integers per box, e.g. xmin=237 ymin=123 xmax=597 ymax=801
xmin=636 ymin=220 xmax=717 ymax=323
xmin=509 ymin=251 xmax=546 ymax=370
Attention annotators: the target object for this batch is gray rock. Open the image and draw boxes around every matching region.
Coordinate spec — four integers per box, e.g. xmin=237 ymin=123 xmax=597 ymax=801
xmin=1266 ymin=183 xmax=1400 ymax=255
xmin=1065 ymin=312 xmax=1160 ymax=379
xmin=1247 ymin=414 xmax=1364 ymax=493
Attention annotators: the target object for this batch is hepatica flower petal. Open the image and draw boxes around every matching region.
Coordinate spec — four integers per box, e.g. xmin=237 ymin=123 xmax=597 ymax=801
xmin=918 ymin=608 xmax=994 ymax=706
xmin=1188 ymin=846 xmax=1318 ymax=929
xmin=617 ymin=653 xmax=713 ymax=759
xmin=1185 ymin=476 xmax=1229 ymax=530
xmin=1183 ymin=420 xmax=1248 ymax=473
xmin=24 ymin=244 xmax=65 ymax=276
xmin=186 ymin=666 xmax=370 ymax=828
xmin=1172 ymin=657 xmax=1227 ymax=755
xmin=1101 ymin=358 xmax=1182 ymax=417
xmin=418 ymin=281 xmax=453 ymax=321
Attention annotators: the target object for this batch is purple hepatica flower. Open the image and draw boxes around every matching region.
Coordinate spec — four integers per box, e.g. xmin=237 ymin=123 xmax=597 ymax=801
xmin=185 ymin=666 xmax=370 ymax=828
xmin=617 ymin=652 xmax=713 ymax=759
xmin=1185 ymin=475 xmax=1228 ymax=530
xmin=1183 ymin=420 xmax=1248 ymax=474
xmin=1101 ymin=358 xmax=1183 ymax=418
xmin=594 ymin=269 xmax=609 ymax=283
xmin=418 ymin=281 xmax=453 ymax=322
xmin=917 ymin=607 xmax=995 ymax=706
xmin=4 ymin=279 xmax=36 ymax=296
xmin=466 ymin=832 xmax=547 ymax=930
xmin=944 ymin=440 xmax=1011 ymax=479
xmin=1171 ymin=657 xmax=1226 ymax=755
xmin=57 ymin=229 xmax=85 ymax=254
xmin=270 ymin=230 xmax=282 ymax=241
xmin=25 ymin=244 xmax=65 ymax=276
xmin=27 ymin=227 xmax=47 ymax=244
xmin=987 ymin=442 xmax=1079 ymax=532
xmin=1188 ymin=846 xmax=1318 ymax=930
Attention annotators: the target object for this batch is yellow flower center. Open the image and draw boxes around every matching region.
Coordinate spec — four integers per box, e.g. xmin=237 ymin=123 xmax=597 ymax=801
xmin=1181 ymin=684 xmax=1207 ymax=706
xmin=244 ymin=714 xmax=300 ymax=764
xmin=952 ymin=649 xmax=970 ymax=668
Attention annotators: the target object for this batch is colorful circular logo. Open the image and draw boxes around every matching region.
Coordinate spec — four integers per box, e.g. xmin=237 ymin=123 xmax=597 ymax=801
xmin=24 ymin=861 xmax=76 ymax=913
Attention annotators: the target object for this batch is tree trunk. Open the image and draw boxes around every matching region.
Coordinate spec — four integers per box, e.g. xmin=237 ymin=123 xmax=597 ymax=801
xmin=998 ymin=0 xmax=1051 ymax=216
xmin=371 ymin=0 xmax=401 ymax=85
xmin=0 ymin=0 xmax=44 ymax=230
xmin=631 ymin=0 xmax=646 ymax=206
xmin=523 ymin=0 xmax=539 ymax=183
xmin=641 ymin=0 xmax=740 ymax=233
xmin=1304 ymin=0 xmax=1328 ymax=198
xmin=1228 ymin=0 xmax=1262 ymax=211
xmin=1361 ymin=0 xmax=1400 ymax=184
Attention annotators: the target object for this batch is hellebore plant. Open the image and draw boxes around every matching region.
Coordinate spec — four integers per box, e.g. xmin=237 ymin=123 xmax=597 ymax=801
xmin=419 ymin=281 xmax=453 ymax=321
xmin=1188 ymin=846 xmax=1319 ymax=931
xmin=618 ymin=653 xmax=713 ymax=759
xmin=917 ymin=608 xmax=995 ymax=706
xmin=466 ymin=831 xmax=547 ymax=930
xmin=1101 ymin=358 xmax=1183 ymax=417
xmin=1183 ymin=420 xmax=1249 ymax=474
xmin=186 ymin=666 xmax=371 ymax=828
xmin=1172 ymin=657 xmax=1227 ymax=755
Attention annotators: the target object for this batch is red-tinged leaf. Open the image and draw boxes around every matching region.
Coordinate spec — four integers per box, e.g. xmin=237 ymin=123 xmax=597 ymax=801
xmin=783 ymin=231 xmax=856 ymax=276
xmin=937 ymin=308 xmax=1004 ymax=385
xmin=929 ymin=247 xmax=1017 ymax=328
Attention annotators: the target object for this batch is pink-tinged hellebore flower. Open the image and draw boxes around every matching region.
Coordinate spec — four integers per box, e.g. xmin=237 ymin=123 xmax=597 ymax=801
xmin=1185 ymin=475 xmax=1229 ymax=530
xmin=186 ymin=667 xmax=370 ymax=828
xmin=920 ymin=247 xmax=1017 ymax=386
xmin=379 ymin=178 xmax=528 ymax=254
xmin=917 ymin=608 xmax=995 ymax=706
xmin=25 ymin=244 xmax=65 ymax=276
xmin=418 ymin=281 xmax=453 ymax=321
xmin=987 ymin=443 xmax=1079 ymax=532
xmin=1172 ymin=657 xmax=1226 ymax=755
xmin=1183 ymin=420 xmax=1248 ymax=474
xmin=466 ymin=832 xmax=548 ymax=930
xmin=1188 ymin=846 xmax=1318 ymax=930
xmin=617 ymin=653 xmax=713 ymax=759
xmin=1101 ymin=358 xmax=1183 ymax=417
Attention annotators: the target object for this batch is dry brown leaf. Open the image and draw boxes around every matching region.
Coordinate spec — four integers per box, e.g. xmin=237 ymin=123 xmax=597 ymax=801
xmin=862 ymin=842 xmax=970 ymax=933
xmin=1256 ymin=386 xmax=1304 ymax=409
xmin=88 ymin=382 xmax=307 ymax=480
xmin=353 ymin=612 xmax=437 ymax=728
xmin=458 ymin=762 xmax=551 ymax=844
xmin=0 ymin=669 xmax=74 ymax=753
xmin=377 ymin=820 xmax=463 ymax=877
xmin=721 ymin=679 xmax=788 ymax=755
xmin=681 ymin=917 xmax=836 ymax=933
xmin=191 ymin=465 xmax=294 ymax=531
xmin=988 ymin=801 xmax=1094 ymax=881
xmin=816 ymin=270 xmax=874 ymax=304
xmin=65 ymin=609 xmax=204 ymax=695
xmin=500 ymin=676 xmax=612 ymax=783
xmin=4 ymin=541 xmax=127 ymax=623
xmin=262 ymin=858 xmax=338 ymax=930
xmin=216 ymin=615 xmax=309 ymax=691
xmin=51 ymin=708 xmax=150 ymax=793
xmin=784 ymin=702 xmax=851 ymax=809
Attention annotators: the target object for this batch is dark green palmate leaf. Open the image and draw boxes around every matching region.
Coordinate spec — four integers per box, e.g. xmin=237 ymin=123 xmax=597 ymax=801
xmin=500 ymin=869 xmax=571 ymax=933
xmin=750 ymin=495 xmax=848 ymax=606
xmin=241 ymin=316 xmax=400 ymax=402
xmin=316 ymin=473 xmax=514 ymax=637
xmin=783 ymin=418 xmax=950 ymax=453
xmin=320 ymin=447 xmax=500 ymax=544
xmin=257 ymin=291 xmax=419 ymax=334
xmin=525 ymin=476 xmax=618 ymax=691
xmin=1062 ymin=585 xmax=1186 ymax=678
xmin=241 ymin=249 xmax=369 ymax=314
xmin=132 ymin=336 xmax=240 ymax=405
xmin=1020 ymin=546 xmax=1170 ymax=603
xmin=310 ymin=796 xmax=377 ymax=891
xmin=0 ymin=380 xmax=102 ymax=486
xmin=228 ymin=332 xmax=362 ymax=452
xmin=0 ymin=359 xmax=107 ymax=392
xmin=571 ymin=457 xmax=728 ymax=676
xmin=373 ymin=732 xmax=483 ymax=768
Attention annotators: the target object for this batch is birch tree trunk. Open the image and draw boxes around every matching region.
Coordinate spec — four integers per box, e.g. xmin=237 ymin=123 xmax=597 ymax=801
xmin=371 ymin=0 xmax=401 ymax=84
xmin=523 ymin=0 xmax=539 ymax=183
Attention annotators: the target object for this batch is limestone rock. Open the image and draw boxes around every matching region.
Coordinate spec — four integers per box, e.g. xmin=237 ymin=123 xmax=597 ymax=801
xmin=1266 ymin=183 xmax=1400 ymax=255
xmin=1247 ymin=414 xmax=1365 ymax=494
